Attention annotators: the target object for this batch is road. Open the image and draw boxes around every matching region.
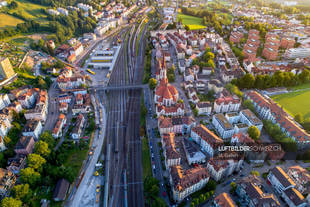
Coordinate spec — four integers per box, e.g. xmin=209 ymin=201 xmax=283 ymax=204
xmin=66 ymin=92 xmax=107 ymax=207
xmin=44 ymin=82 xmax=59 ymax=131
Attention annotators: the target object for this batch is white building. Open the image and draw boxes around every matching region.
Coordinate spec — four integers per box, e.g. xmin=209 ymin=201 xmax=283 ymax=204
xmin=267 ymin=166 xmax=296 ymax=194
xmin=190 ymin=124 xmax=223 ymax=157
xmin=284 ymin=48 xmax=310 ymax=59
xmin=57 ymin=7 xmax=69 ymax=16
xmin=212 ymin=114 xmax=234 ymax=140
xmin=22 ymin=120 xmax=43 ymax=140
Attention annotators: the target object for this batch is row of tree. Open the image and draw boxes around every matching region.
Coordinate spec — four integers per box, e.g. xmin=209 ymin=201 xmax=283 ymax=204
xmin=233 ymin=70 xmax=310 ymax=89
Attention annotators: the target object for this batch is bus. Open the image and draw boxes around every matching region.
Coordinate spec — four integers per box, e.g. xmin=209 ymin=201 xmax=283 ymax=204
xmin=87 ymin=69 xmax=96 ymax=75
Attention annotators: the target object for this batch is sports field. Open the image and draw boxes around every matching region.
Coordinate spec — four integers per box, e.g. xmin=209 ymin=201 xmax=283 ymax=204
xmin=177 ymin=13 xmax=206 ymax=30
xmin=271 ymin=89 xmax=310 ymax=119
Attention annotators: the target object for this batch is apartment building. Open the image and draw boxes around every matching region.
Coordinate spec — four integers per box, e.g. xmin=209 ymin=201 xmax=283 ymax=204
xmin=213 ymin=192 xmax=237 ymax=207
xmin=190 ymin=124 xmax=223 ymax=157
xmin=158 ymin=116 xmax=195 ymax=135
xmin=170 ymin=165 xmax=209 ymax=202
xmin=267 ymin=166 xmax=296 ymax=194
xmin=161 ymin=133 xmax=181 ymax=168
xmin=22 ymin=119 xmax=42 ymax=140
xmin=245 ymin=91 xmax=310 ymax=149
xmin=212 ymin=113 xmax=234 ymax=139
xmin=236 ymin=175 xmax=280 ymax=207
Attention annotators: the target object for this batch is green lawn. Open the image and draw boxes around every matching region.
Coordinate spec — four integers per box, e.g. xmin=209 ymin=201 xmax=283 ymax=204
xmin=177 ymin=13 xmax=206 ymax=30
xmin=142 ymin=137 xmax=152 ymax=179
xmin=0 ymin=13 xmax=24 ymax=28
xmin=0 ymin=0 xmax=48 ymax=28
xmin=271 ymin=90 xmax=310 ymax=119
xmin=64 ymin=149 xmax=89 ymax=178
xmin=290 ymin=82 xmax=310 ymax=90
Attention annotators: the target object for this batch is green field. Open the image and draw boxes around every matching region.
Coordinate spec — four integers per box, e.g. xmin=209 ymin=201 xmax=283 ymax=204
xmin=0 ymin=13 xmax=24 ymax=28
xmin=272 ymin=89 xmax=310 ymax=119
xmin=177 ymin=13 xmax=206 ymax=30
xmin=142 ymin=137 xmax=152 ymax=179
xmin=0 ymin=0 xmax=48 ymax=28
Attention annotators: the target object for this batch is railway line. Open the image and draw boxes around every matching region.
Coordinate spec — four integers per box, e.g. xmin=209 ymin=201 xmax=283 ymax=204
xmin=97 ymin=12 xmax=149 ymax=207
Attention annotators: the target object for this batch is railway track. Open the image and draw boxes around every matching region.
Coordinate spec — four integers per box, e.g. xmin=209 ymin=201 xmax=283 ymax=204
xmin=100 ymin=14 xmax=149 ymax=207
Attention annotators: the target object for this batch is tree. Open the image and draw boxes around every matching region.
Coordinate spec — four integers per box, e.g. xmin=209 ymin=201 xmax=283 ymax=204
xmin=251 ymin=170 xmax=260 ymax=177
xmin=0 ymin=197 xmax=22 ymax=207
xmin=207 ymin=59 xmax=215 ymax=69
xmin=243 ymin=100 xmax=255 ymax=112
xmin=239 ymin=73 xmax=255 ymax=89
xmin=248 ymin=126 xmax=260 ymax=141
xmin=27 ymin=154 xmax=46 ymax=171
xmin=151 ymin=197 xmax=167 ymax=207
xmin=206 ymin=179 xmax=217 ymax=191
xmin=3 ymin=136 xmax=11 ymax=145
xmin=9 ymin=1 xmax=18 ymax=9
xmin=34 ymin=140 xmax=50 ymax=157
xmin=20 ymin=167 xmax=41 ymax=186
xmin=39 ymin=131 xmax=55 ymax=148
xmin=144 ymin=176 xmax=159 ymax=200
xmin=199 ymin=194 xmax=206 ymax=202
xmin=12 ymin=184 xmax=31 ymax=201
xmin=230 ymin=182 xmax=237 ymax=193
xmin=148 ymin=78 xmax=157 ymax=90
xmin=295 ymin=113 xmax=304 ymax=124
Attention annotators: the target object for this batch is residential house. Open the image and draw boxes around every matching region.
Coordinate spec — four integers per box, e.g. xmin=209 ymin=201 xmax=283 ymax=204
xmin=213 ymin=192 xmax=237 ymax=207
xmin=182 ymin=139 xmax=206 ymax=165
xmin=196 ymin=102 xmax=212 ymax=115
xmin=239 ymin=109 xmax=263 ymax=131
xmin=236 ymin=175 xmax=280 ymax=207
xmin=207 ymin=153 xmax=243 ymax=181
xmin=24 ymin=90 xmax=48 ymax=122
xmin=53 ymin=179 xmax=70 ymax=201
xmin=158 ymin=116 xmax=195 ymax=135
xmin=170 ymin=165 xmax=209 ymax=202
xmin=71 ymin=114 xmax=85 ymax=140
xmin=72 ymin=93 xmax=91 ymax=115
xmin=14 ymin=136 xmax=35 ymax=156
xmin=161 ymin=133 xmax=181 ymax=168
xmin=212 ymin=113 xmax=234 ymax=140
xmin=0 ymin=168 xmax=16 ymax=197
xmin=156 ymin=103 xmax=185 ymax=117
xmin=282 ymin=187 xmax=307 ymax=207
xmin=268 ymin=166 xmax=296 ymax=194
xmin=287 ymin=166 xmax=310 ymax=194
xmin=22 ymin=120 xmax=42 ymax=140
xmin=0 ymin=94 xmax=10 ymax=110
xmin=52 ymin=114 xmax=67 ymax=138
xmin=208 ymin=79 xmax=223 ymax=94
xmin=245 ymin=91 xmax=310 ymax=149
xmin=0 ymin=136 xmax=5 ymax=152
xmin=7 ymin=156 xmax=26 ymax=174
xmin=214 ymin=95 xmax=241 ymax=114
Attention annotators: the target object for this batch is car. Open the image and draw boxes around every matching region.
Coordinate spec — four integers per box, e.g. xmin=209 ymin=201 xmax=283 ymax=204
xmin=94 ymin=171 xmax=99 ymax=176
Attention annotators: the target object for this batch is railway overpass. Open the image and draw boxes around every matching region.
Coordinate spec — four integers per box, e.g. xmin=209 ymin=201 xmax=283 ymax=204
xmin=90 ymin=84 xmax=147 ymax=91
